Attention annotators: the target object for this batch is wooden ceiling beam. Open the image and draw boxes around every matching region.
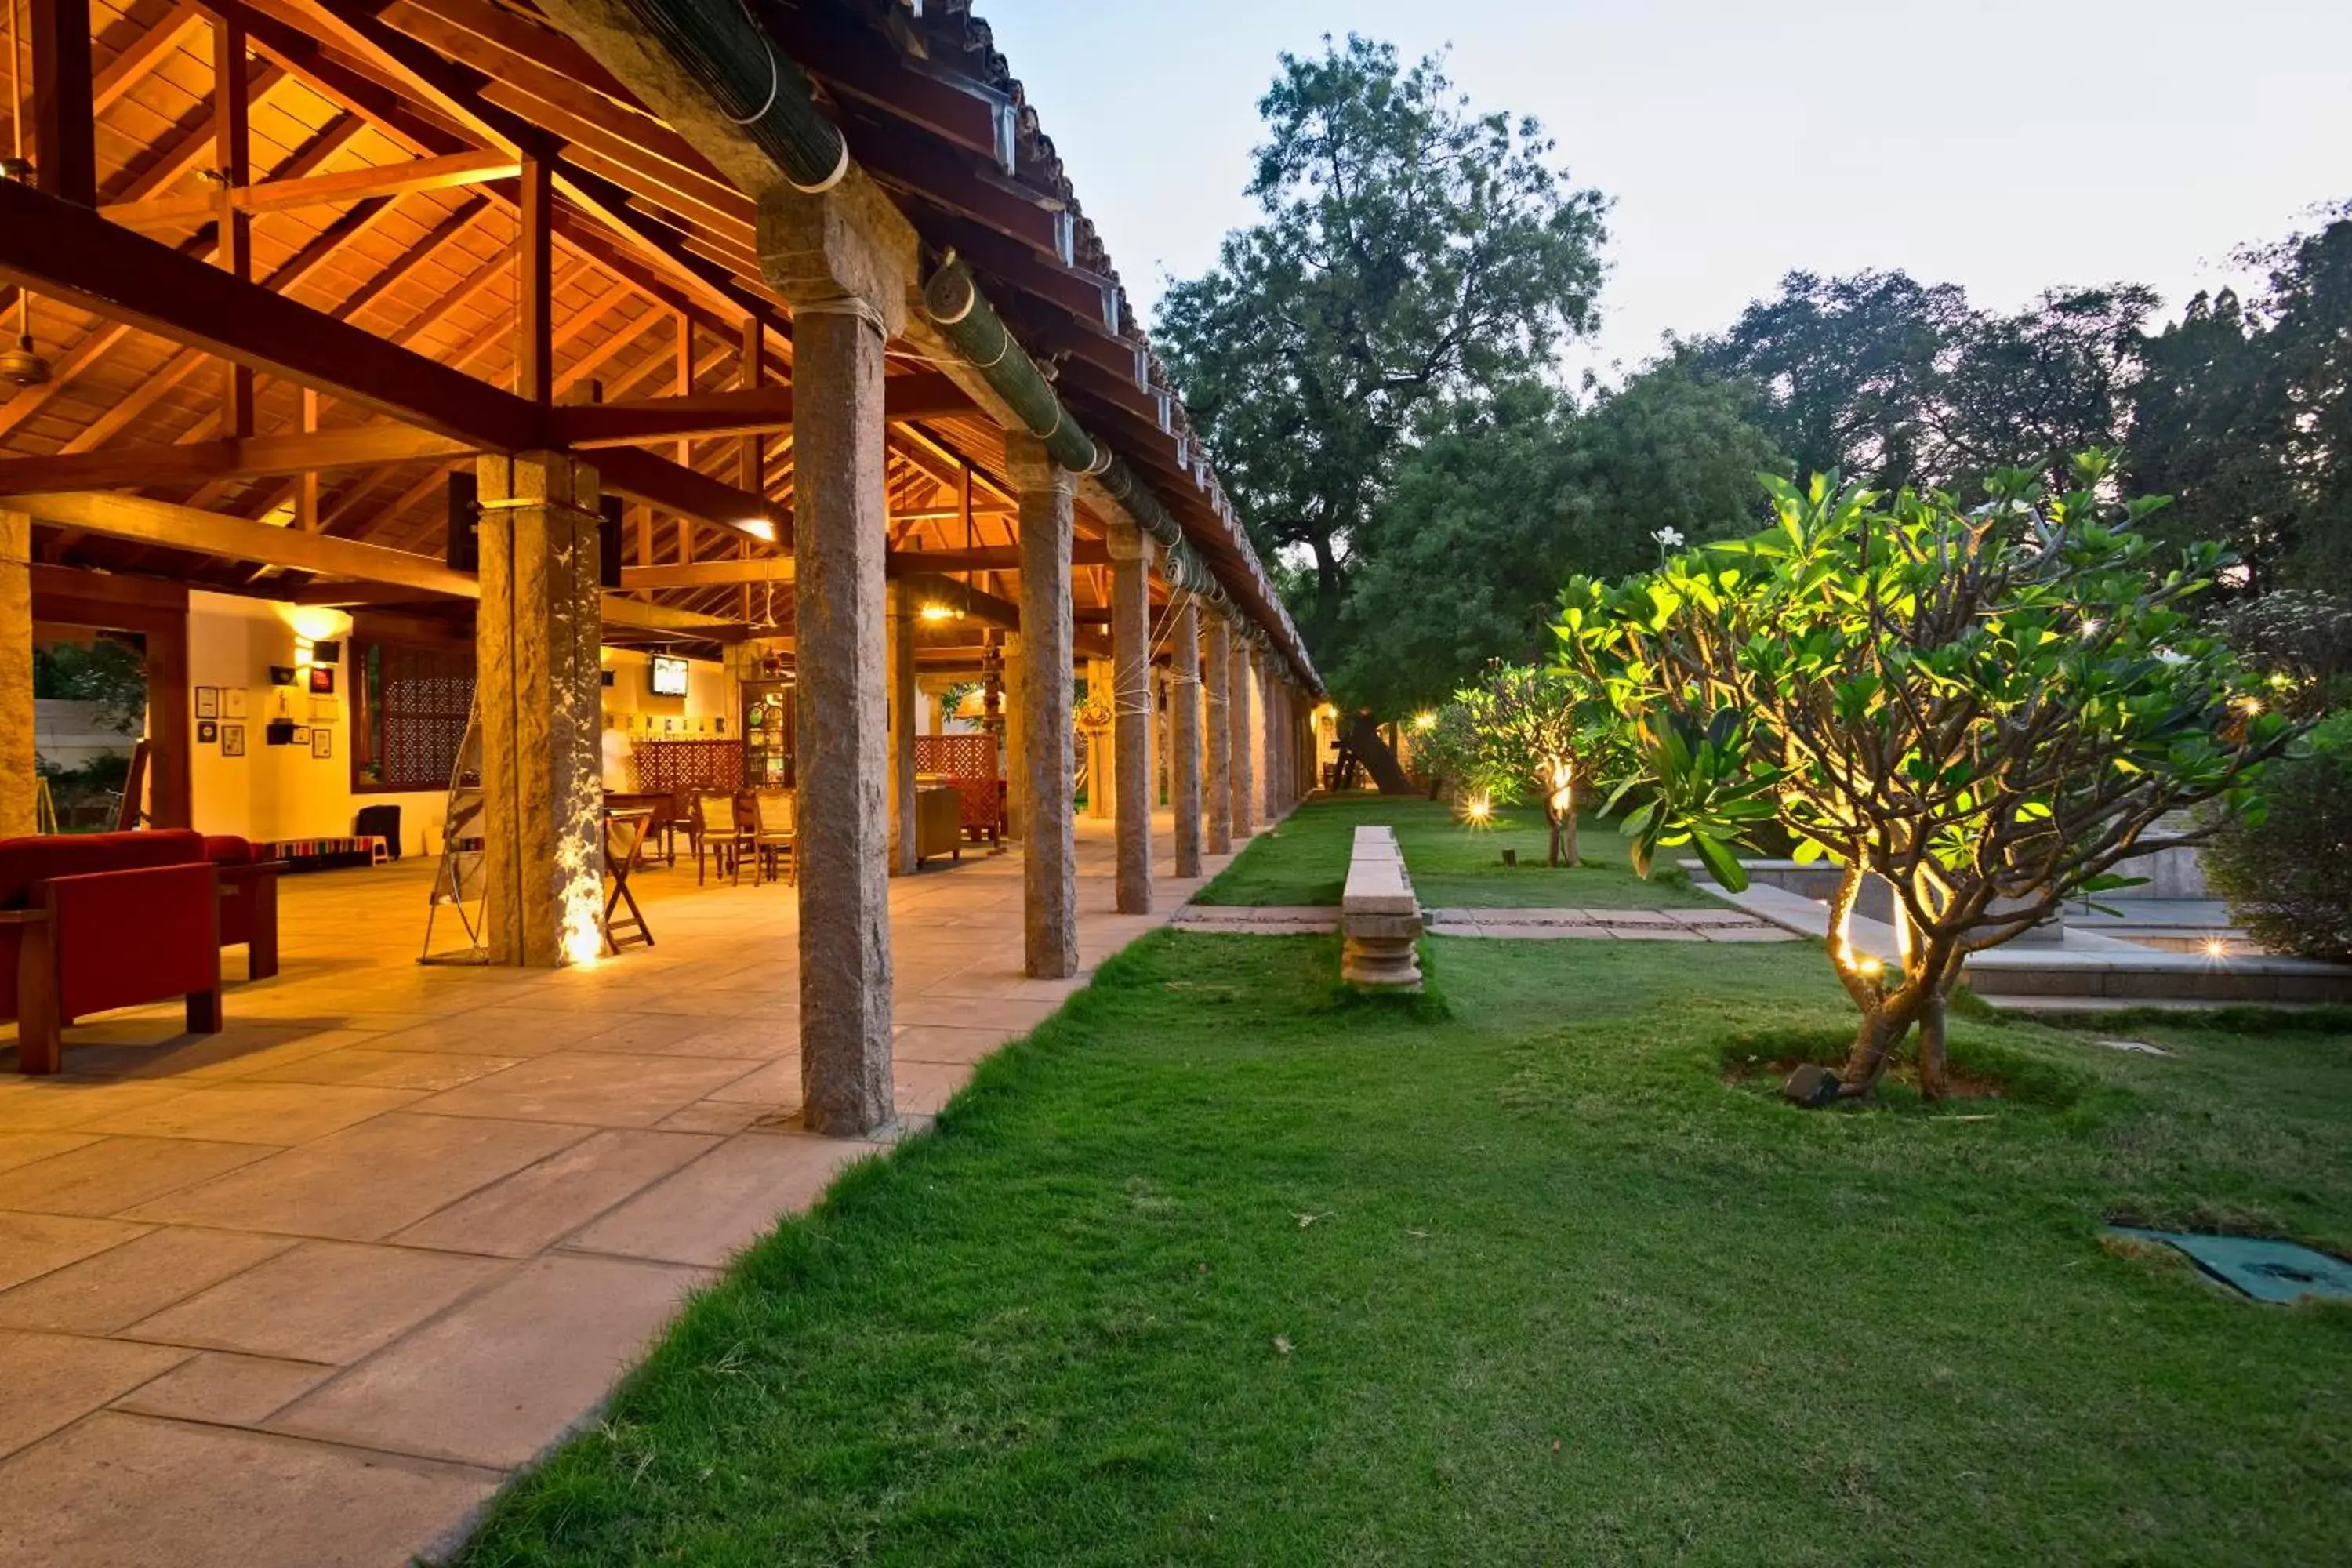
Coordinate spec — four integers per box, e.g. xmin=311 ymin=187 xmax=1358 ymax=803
xmin=549 ymin=373 xmax=971 ymax=446
xmin=32 ymin=0 xmax=98 ymax=204
xmin=93 ymin=3 xmax=205 ymax=114
xmin=0 ymin=426 xmax=475 ymax=494
xmin=101 ymin=148 xmax=521 ymax=230
xmin=621 ymin=558 xmax=790 ymax=590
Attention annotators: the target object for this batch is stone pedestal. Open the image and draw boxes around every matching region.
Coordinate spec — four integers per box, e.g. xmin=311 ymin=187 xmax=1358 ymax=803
xmin=474 ymin=452 xmax=605 ymax=968
xmin=1228 ymin=620 xmax=1254 ymax=839
xmin=1170 ymin=597 xmax=1203 ymax=879
xmin=1341 ymin=825 xmax=1423 ymax=991
xmin=0 ymin=510 xmax=35 ymax=839
xmin=1011 ymin=435 xmax=1077 ymax=978
xmin=1204 ymin=615 xmax=1232 ymax=855
xmin=1108 ymin=520 xmax=1155 ymax=914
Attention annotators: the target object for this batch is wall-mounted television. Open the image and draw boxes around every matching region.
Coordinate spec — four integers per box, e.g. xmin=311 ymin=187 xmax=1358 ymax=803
xmin=649 ymin=655 xmax=689 ymax=697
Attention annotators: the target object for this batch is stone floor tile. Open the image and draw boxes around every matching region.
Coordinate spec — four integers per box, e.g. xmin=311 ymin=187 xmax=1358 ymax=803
xmin=1604 ymin=926 xmax=1707 ymax=941
xmin=0 ymin=1413 xmax=499 ymax=1568
xmin=124 ymin=1114 xmax=592 ymax=1242
xmin=0 ymin=1076 xmax=198 ymax=1132
xmin=124 ymin=1240 xmax=506 ymax=1363
xmin=2 ymin=1136 xmax=276 ymax=1217
xmin=641 ymin=1018 xmax=800 ymax=1058
xmin=700 ymin=1057 xmax=804 ymax=1105
xmin=241 ymin=1048 xmax=524 ymax=1091
xmin=406 ymin=1051 xmax=760 ymax=1128
xmin=891 ymin=995 xmax=1059 ymax=1032
xmin=273 ymin=1254 xmax=708 ymax=1468
xmin=893 ymin=1059 xmax=978 ymax=1116
xmin=892 ymin=1024 xmax=1018 ymax=1065
xmin=1703 ymin=927 xmax=1801 ymax=942
xmin=0 ymin=1226 xmax=293 ymax=1334
xmin=112 ymin=1349 xmax=336 ymax=1425
xmin=72 ymin=1083 xmax=425 ymax=1145
xmin=652 ymin=1099 xmax=769 ymax=1134
xmin=562 ymin=1132 xmax=873 ymax=1267
xmin=0 ymin=1131 xmax=102 ymax=1175
xmin=0 ymin=1329 xmax=191 ymax=1458
xmin=0 ymin=1210 xmax=149 ymax=1292
xmin=391 ymin=1129 xmax=720 ymax=1258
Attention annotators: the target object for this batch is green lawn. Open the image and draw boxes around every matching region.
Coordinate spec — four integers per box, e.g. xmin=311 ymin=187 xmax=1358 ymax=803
xmin=1198 ymin=792 xmax=1711 ymax=909
xmin=458 ymin=798 xmax=2352 ymax=1566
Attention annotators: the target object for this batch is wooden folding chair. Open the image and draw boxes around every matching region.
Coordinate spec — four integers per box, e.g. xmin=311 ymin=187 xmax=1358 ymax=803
xmin=602 ymin=809 xmax=655 ymax=954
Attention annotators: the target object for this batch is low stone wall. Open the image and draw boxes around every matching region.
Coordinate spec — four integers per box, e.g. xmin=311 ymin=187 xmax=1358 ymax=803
xmin=1341 ymin=824 xmax=1423 ymax=990
xmin=1731 ymin=860 xmax=2065 ymax=945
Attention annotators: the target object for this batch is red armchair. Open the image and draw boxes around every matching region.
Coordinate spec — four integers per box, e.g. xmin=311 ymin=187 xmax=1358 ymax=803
xmin=0 ymin=831 xmax=278 ymax=1075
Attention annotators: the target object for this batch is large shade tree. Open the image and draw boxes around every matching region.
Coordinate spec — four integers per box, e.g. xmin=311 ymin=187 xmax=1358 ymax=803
xmin=1156 ymin=34 xmax=1608 ymax=664
xmin=1337 ymin=357 xmax=1782 ymax=716
xmin=1558 ymin=454 xmax=2289 ymax=1102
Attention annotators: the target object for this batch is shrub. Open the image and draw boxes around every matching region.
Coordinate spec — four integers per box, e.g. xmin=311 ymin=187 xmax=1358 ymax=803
xmin=2206 ymin=720 xmax=2352 ymax=960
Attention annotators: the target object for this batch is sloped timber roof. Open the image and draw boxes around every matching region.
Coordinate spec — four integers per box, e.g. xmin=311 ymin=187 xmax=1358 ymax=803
xmin=0 ymin=0 xmax=1319 ymax=688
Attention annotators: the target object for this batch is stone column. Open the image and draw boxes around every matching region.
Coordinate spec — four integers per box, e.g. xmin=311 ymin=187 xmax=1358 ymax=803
xmin=1000 ymin=633 xmax=1025 ymax=840
xmin=1108 ymin=519 xmax=1155 ymax=914
xmin=0 ymin=510 xmax=35 ymax=838
xmin=1170 ymin=597 xmax=1203 ymax=878
xmin=761 ymin=186 xmax=906 ymax=1136
xmin=1250 ymin=645 xmax=1274 ymax=824
xmin=1011 ymin=434 xmax=1077 ymax=978
xmin=887 ymin=580 xmax=917 ymax=877
xmin=474 ymin=451 xmax=604 ymax=967
xmin=1203 ymin=613 xmax=1232 ymax=855
xmin=1229 ymin=622 xmax=1255 ymax=838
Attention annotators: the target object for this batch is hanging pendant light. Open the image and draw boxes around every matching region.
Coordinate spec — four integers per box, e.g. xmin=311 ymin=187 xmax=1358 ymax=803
xmin=2 ymin=0 xmax=53 ymax=388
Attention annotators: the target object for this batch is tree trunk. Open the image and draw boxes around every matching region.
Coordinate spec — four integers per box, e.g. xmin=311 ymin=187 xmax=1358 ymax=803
xmin=1916 ymin=993 xmax=1951 ymax=1102
xmin=1562 ymin=805 xmax=1579 ymax=868
xmin=1837 ymin=1003 xmax=1902 ymax=1097
xmin=1547 ymin=809 xmax=1563 ymax=868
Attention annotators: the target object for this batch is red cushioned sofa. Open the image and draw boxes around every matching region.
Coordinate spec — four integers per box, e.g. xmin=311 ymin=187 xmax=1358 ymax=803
xmin=0 ymin=831 xmax=282 ymax=1075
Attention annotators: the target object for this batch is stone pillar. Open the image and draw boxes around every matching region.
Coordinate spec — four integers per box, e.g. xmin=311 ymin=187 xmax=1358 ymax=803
xmin=1203 ymin=613 xmax=1232 ymax=856
xmin=0 ymin=510 xmax=35 ymax=838
xmin=887 ymin=580 xmax=917 ymax=877
xmin=1250 ymin=645 xmax=1274 ymax=823
xmin=1108 ymin=520 xmax=1155 ymax=914
xmin=1000 ymin=633 xmax=1025 ymax=840
xmin=474 ymin=451 xmax=604 ymax=968
xmin=760 ymin=184 xmax=906 ymax=1136
xmin=1011 ymin=434 xmax=1077 ymax=978
xmin=1229 ymin=623 xmax=1255 ymax=838
xmin=1170 ymin=597 xmax=1203 ymax=878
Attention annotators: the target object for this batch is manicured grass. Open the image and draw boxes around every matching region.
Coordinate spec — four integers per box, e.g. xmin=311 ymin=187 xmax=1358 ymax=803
xmin=459 ymin=800 xmax=2352 ymax=1566
xmin=1197 ymin=792 xmax=1711 ymax=908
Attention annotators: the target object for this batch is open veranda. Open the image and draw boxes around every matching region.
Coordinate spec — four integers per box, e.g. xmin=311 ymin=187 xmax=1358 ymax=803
xmin=439 ymin=797 xmax=2352 ymax=1565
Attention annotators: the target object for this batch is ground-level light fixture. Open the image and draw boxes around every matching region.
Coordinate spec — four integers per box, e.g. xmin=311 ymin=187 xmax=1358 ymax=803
xmin=1413 ymin=710 xmax=1438 ymax=732
xmin=1462 ymin=793 xmax=1493 ymax=825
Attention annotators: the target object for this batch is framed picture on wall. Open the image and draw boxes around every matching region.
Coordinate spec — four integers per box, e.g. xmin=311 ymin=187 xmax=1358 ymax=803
xmin=309 ymin=696 xmax=338 ymax=721
xmin=291 ymin=727 xmax=310 ymax=746
xmin=223 ymin=688 xmax=248 ymax=719
xmin=197 ymin=720 xmax=218 ymax=745
xmin=220 ymin=724 xmax=246 ymax=758
xmin=194 ymin=687 xmax=220 ymax=719
xmin=308 ymin=666 xmax=336 ymax=695
xmin=311 ymin=728 xmax=333 ymax=760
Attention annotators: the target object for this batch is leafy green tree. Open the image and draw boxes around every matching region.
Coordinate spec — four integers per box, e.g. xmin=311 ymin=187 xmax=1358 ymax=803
xmin=2128 ymin=206 xmax=2352 ymax=590
xmin=1336 ymin=357 xmax=1781 ymax=714
xmin=1156 ymin=34 xmax=1609 ymax=660
xmin=31 ymin=639 xmax=146 ymax=735
xmin=1693 ymin=270 xmax=1965 ymax=490
xmin=1428 ymin=662 xmax=1617 ymax=866
xmin=1558 ymin=455 xmax=2288 ymax=1101
xmin=1933 ymin=285 xmax=2157 ymax=493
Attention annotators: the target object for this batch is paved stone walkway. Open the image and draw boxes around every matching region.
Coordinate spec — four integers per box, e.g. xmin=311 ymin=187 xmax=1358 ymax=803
xmin=0 ymin=812 xmax=1245 ymax=1568
xmin=1423 ymin=906 xmax=1796 ymax=941
xmin=1168 ymin=905 xmax=1340 ymax=934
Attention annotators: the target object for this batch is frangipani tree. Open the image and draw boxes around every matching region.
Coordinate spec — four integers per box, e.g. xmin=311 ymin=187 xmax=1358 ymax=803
xmin=1557 ymin=453 xmax=2292 ymax=1100
xmin=1428 ymin=663 xmax=1617 ymax=866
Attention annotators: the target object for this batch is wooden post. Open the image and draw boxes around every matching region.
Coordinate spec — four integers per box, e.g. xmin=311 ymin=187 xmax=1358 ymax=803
xmin=739 ymin=315 xmax=764 ymax=493
xmin=212 ymin=16 xmax=253 ymax=436
xmin=514 ymin=156 xmax=553 ymax=405
xmin=0 ymin=510 xmax=36 ymax=838
xmin=31 ymin=0 xmax=96 ymax=206
xmin=474 ymin=451 xmax=604 ymax=967
xmin=142 ymin=607 xmax=191 ymax=829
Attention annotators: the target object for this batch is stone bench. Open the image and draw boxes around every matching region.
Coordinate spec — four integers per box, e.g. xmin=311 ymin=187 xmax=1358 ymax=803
xmin=1341 ymin=825 xmax=1423 ymax=990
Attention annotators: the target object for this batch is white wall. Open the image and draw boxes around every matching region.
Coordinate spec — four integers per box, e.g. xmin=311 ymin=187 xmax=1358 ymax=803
xmin=599 ymin=648 xmax=735 ymax=789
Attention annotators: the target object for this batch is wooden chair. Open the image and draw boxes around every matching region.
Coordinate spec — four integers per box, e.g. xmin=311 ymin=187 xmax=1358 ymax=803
xmin=750 ymin=788 xmax=796 ymax=885
xmin=691 ymin=792 xmax=750 ymax=885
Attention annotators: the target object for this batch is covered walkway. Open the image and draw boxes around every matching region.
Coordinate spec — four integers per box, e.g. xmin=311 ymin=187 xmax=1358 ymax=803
xmin=0 ymin=811 xmax=1260 ymax=1566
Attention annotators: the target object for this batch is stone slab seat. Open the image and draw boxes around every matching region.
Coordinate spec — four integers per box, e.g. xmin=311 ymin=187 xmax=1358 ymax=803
xmin=0 ymin=830 xmax=284 ymax=1074
xmin=1341 ymin=825 xmax=1423 ymax=990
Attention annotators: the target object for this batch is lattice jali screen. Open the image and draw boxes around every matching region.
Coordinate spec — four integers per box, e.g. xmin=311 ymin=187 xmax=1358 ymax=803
xmin=915 ymin=735 xmax=1004 ymax=838
xmin=632 ymin=739 xmax=745 ymax=796
xmin=376 ymin=647 xmax=474 ymax=791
